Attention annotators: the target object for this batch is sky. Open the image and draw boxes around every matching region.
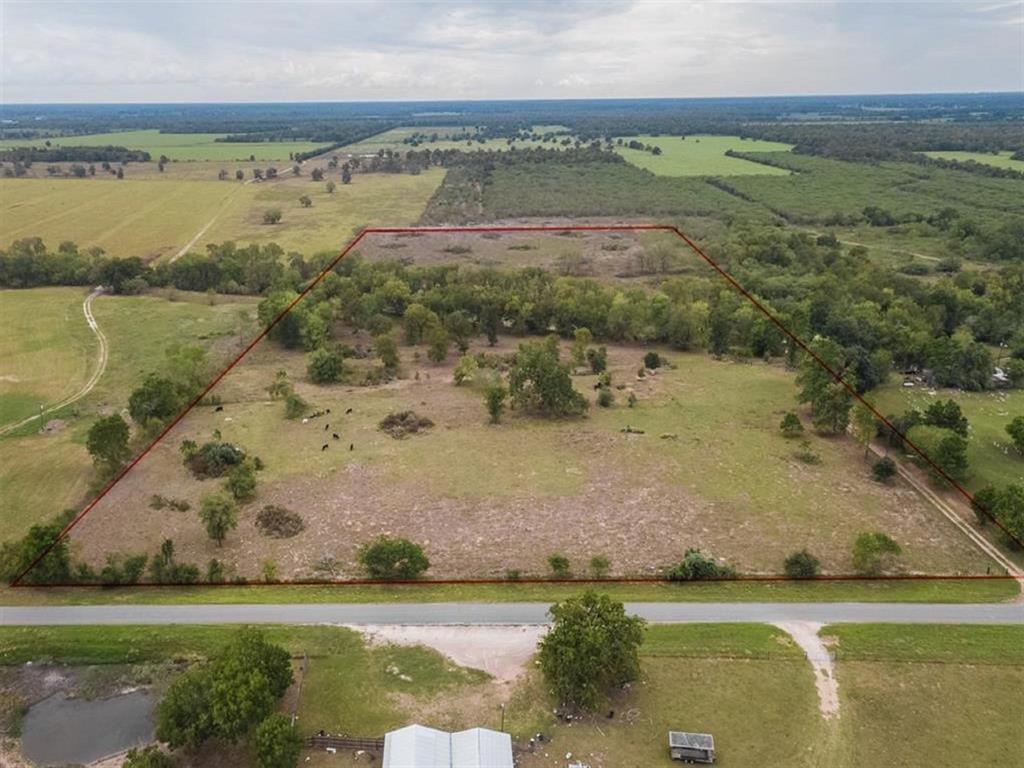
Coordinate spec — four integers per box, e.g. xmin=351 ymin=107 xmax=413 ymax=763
xmin=1 ymin=1 xmax=1021 ymax=103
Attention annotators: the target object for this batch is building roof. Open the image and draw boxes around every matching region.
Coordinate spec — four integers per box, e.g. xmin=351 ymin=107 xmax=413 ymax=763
xmin=669 ymin=730 xmax=715 ymax=750
xmin=383 ymin=724 xmax=513 ymax=768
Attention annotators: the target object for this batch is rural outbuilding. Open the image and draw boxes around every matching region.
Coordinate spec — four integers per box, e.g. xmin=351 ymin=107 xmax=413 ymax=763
xmin=383 ymin=724 xmax=514 ymax=768
xmin=668 ymin=730 xmax=716 ymax=763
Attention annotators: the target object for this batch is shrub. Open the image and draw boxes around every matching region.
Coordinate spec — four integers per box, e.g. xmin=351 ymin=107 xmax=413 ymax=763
xmin=509 ymin=338 xmax=587 ymax=417
xmin=596 ymin=388 xmax=614 ymax=407
xmin=358 ymin=536 xmax=430 ymax=580
xmin=100 ymin=553 xmax=148 ymax=585
xmin=643 ymin=351 xmax=661 ymax=369
xmin=547 ymin=553 xmax=571 ymax=577
xmin=666 ymin=549 xmax=736 ymax=581
xmin=780 ymin=412 xmax=804 ymax=438
xmin=307 ymin=347 xmax=345 ymax=384
xmin=852 ymin=532 xmax=902 ymax=575
xmin=872 ymin=456 xmax=897 ymax=483
xmin=586 ymin=346 xmax=608 ymax=374
xmin=484 ymin=383 xmax=507 ymax=424
xmin=453 ymin=354 xmax=478 ymax=385
xmin=1007 ymin=415 xmax=1024 ymax=453
xmin=256 ymin=505 xmax=305 ymax=538
xmin=254 ymin=713 xmax=303 ymax=768
xmin=793 ymin=439 xmax=821 ymax=465
xmin=207 ymin=559 xmax=226 ymax=583
xmin=284 ymin=392 xmax=308 ymax=420
xmin=123 ymin=746 xmax=174 ymax=768
xmin=262 ymin=209 xmax=282 ymax=224
xmin=783 ymin=550 xmax=821 ymax=578
xmin=198 ymin=493 xmax=239 ymax=547
xmin=261 ymin=560 xmax=278 ymax=583
xmin=225 ymin=459 xmax=258 ymax=503
xmin=185 ymin=441 xmax=246 ymax=478
xmin=589 ymin=554 xmax=611 ymax=579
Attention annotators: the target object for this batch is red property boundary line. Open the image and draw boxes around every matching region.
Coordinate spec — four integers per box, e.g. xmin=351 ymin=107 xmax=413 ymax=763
xmin=12 ymin=224 xmax=1022 ymax=588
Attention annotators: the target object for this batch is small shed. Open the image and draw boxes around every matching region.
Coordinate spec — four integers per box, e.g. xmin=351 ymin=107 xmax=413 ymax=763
xmin=668 ymin=730 xmax=716 ymax=764
xmin=382 ymin=724 xmax=513 ymax=768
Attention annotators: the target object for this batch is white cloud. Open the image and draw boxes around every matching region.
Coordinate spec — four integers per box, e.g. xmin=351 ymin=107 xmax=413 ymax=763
xmin=1 ymin=1 xmax=1020 ymax=102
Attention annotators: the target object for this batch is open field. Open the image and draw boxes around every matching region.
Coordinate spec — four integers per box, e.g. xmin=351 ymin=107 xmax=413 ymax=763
xmin=0 ymin=130 xmax=324 ymax=161
xmin=0 ymin=288 xmax=96 ymax=426
xmin=614 ymin=134 xmax=793 ymax=176
xmin=869 ymin=383 xmax=1024 ymax=491
xmin=0 ymin=290 xmax=256 ymax=542
xmin=923 ymin=150 xmax=1024 ymax=171
xmin=0 ymin=169 xmax=442 ymax=259
xmin=339 ymin=126 xmax=572 ymax=154
xmin=3 ymin=623 xmax=1020 ymax=768
xmin=66 ymin=325 xmax=995 ymax=581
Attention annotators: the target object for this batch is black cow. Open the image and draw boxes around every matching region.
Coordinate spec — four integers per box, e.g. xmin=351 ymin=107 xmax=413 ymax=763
xmin=321 ymin=444 xmax=328 ymax=451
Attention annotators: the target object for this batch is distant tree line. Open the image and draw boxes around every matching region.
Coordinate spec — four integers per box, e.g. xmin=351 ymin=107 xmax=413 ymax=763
xmin=0 ymin=145 xmax=150 ymax=163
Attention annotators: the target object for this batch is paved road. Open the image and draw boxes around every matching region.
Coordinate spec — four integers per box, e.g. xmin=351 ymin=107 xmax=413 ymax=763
xmin=2 ymin=602 xmax=1022 ymax=626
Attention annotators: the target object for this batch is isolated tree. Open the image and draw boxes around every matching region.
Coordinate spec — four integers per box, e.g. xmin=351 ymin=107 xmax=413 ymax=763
xmin=307 ymin=347 xmax=345 ymax=384
xmin=484 ymin=382 xmax=507 ymax=424
xmin=298 ymin=195 xmax=312 ymax=208
xmin=509 ymin=337 xmax=587 ymax=417
xmin=358 ymin=536 xmax=429 ymax=580
xmin=570 ymin=327 xmax=592 ymax=368
xmin=796 ymin=338 xmax=854 ymax=434
xmin=783 ymin=550 xmax=821 ymax=578
xmin=1007 ymin=415 xmax=1024 ymax=454
xmin=128 ymin=374 xmax=182 ymax=427
xmin=198 ymin=493 xmax=238 ymax=547
xmin=374 ymin=333 xmax=400 ymax=372
xmin=403 ymin=303 xmax=439 ymax=344
xmin=266 ymin=369 xmax=293 ymax=400
xmin=426 ymin=325 xmax=450 ymax=363
xmin=643 ymin=351 xmax=662 ymax=369
xmin=325 ymin=180 xmax=336 ymax=194
xmin=86 ymin=414 xmax=132 ymax=475
xmin=218 ymin=169 xmax=228 ymax=181
xmin=254 ymin=714 xmax=302 ymax=768
xmin=310 ymin=167 xmax=324 ymax=181
xmin=538 ymin=592 xmax=646 ymax=711
xmin=851 ymin=404 xmax=877 ymax=458
xmin=226 ymin=459 xmax=258 ymax=503
xmin=262 ymin=209 xmax=282 ymax=225
xmin=852 ymin=532 xmax=902 ymax=575
xmin=341 ymin=164 xmax=352 ymax=184
xmin=547 ymin=553 xmax=571 ymax=577
xmin=586 ymin=345 xmax=608 ymax=374
xmin=236 ymin=169 xmax=244 ymax=181
xmin=780 ymin=412 xmax=804 ymax=439
xmin=923 ymin=399 xmax=969 ymax=437
xmin=453 ymin=354 xmax=478 ymax=385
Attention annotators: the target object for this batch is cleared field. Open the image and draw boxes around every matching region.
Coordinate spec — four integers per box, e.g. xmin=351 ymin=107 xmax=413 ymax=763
xmin=196 ymin=169 xmax=445 ymax=254
xmin=0 ymin=288 xmax=96 ymax=426
xmin=923 ymin=150 xmax=1024 ymax=171
xmin=0 ymin=291 xmax=256 ymax=542
xmin=614 ymin=134 xmax=793 ymax=176
xmin=869 ymin=383 xmax=1023 ymax=491
xmin=0 ymin=130 xmax=323 ymax=162
xmin=340 ymin=126 xmax=573 ymax=154
xmin=0 ymin=177 xmax=251 ymax=259
xmin=66 ymin=325 xmax=993 ymax=581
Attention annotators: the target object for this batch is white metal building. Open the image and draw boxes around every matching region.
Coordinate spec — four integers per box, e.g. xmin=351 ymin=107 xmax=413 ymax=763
xmin=382 ymin=724 xmax=514 ymax=768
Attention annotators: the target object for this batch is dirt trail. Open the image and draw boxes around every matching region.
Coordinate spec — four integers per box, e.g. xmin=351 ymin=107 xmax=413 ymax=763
xmin=0 ymin=287 xmax=109 ymax=437
xmin=774 ymin=621 xmax=840 ymax=719
xmin=349 ymin=624 xmax=545 ymax=683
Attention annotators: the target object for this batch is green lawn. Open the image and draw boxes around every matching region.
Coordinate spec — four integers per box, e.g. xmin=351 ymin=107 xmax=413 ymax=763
xmin=0 ymin=288 xmax=96 ymax=426
xmin=923 ymin=150 xmax=1024 ymax=172
xmin=614 ymin=134 xmax=793 ymax=176
xmin=0 ymin=130 xmax=324 ymax=162
xmin=868 ymin=382 xmax=1024 ymax=491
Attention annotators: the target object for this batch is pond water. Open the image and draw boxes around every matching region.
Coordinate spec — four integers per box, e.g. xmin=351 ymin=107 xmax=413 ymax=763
xmin=21 ymin=690 xmax=154 ymax=766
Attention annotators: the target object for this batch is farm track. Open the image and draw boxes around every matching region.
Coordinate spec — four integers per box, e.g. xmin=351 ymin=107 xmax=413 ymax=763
xmin=0 ymin=288 xmax=108 ymax=437
xmin=869 ymin=439 xmax=1024 ymax=595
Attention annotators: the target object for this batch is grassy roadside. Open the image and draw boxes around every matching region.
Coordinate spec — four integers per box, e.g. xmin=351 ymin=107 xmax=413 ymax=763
xmin=2 ymin=577 xmax=1018 ymax=607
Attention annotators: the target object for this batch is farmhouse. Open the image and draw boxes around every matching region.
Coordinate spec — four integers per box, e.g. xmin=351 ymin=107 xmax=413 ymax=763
xmin=382 ymin=724 xmax=513 ymax=768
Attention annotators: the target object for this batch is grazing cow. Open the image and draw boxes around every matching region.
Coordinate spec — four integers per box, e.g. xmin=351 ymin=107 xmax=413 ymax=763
xmin=324 ymin=423 xmax=329 ymax=431
xmin=345 ymin=407 xmax=353 ymax=415
xmin=349 ymin=443 xmax=354 ymax=451
xmin=321 ymin=444 xmax=328 ymax=451
xmin=332 ymin=433 xmax=340 ymax=440
xmin=214 ymin=405 xmax=224 ymax=412
xmin=326 ymin=408 xmax=331 ymax=414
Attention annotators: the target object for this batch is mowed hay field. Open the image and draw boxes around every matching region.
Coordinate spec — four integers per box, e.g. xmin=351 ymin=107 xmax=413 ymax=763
xmin=0 ymin=291 xmax=256 ymax=543
xmin=614 ymin=134 xmax=793 ymax=176
xmin=0 ymin=169 xmax=443 ymax=259
xmin=0 ymin=288 xmax=96 ymax=426
xmin=923 ymin=150 xmax=1024 ymax=171
xmin=67 ymin=333 xmax=993 ymax=582
xmin=0 ymin=130 xmax=324 ymax=161
xmin=869 ymin=383 xmax=1024 ymax=491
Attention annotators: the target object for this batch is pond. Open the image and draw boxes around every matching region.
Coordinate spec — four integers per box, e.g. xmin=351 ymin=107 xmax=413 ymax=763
xmin=21 ymin=690 xmax=154 ymax=766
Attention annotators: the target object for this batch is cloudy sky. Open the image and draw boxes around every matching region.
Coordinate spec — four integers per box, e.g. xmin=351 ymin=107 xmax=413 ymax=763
xmin=1 ymin=1 xmax=1021 ymax=103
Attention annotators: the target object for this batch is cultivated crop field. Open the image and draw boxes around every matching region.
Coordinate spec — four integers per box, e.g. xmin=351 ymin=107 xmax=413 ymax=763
xmin=47 ymin=231 xmax=999 ymax=585
xmin=613 ymin=134 xmax=793 ymax=176
xmin=0 ymin=130 xmax=324 ymax=162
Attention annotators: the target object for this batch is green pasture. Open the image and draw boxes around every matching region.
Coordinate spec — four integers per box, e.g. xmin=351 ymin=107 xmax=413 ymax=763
xmin=868 ymin=382 xmax=1024 ymax=491
xmin=614 ymin=134 xmax=793 ymax=176
xmin=340 ymin=126 xmax=573 ymax=154
xmin=0 ymin=129 xmax=324 ymax=162
xmin=0 ymin=287 xmax=95 ymax=426
xmin=923 ymin=150 xmax=1024 ymax=171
